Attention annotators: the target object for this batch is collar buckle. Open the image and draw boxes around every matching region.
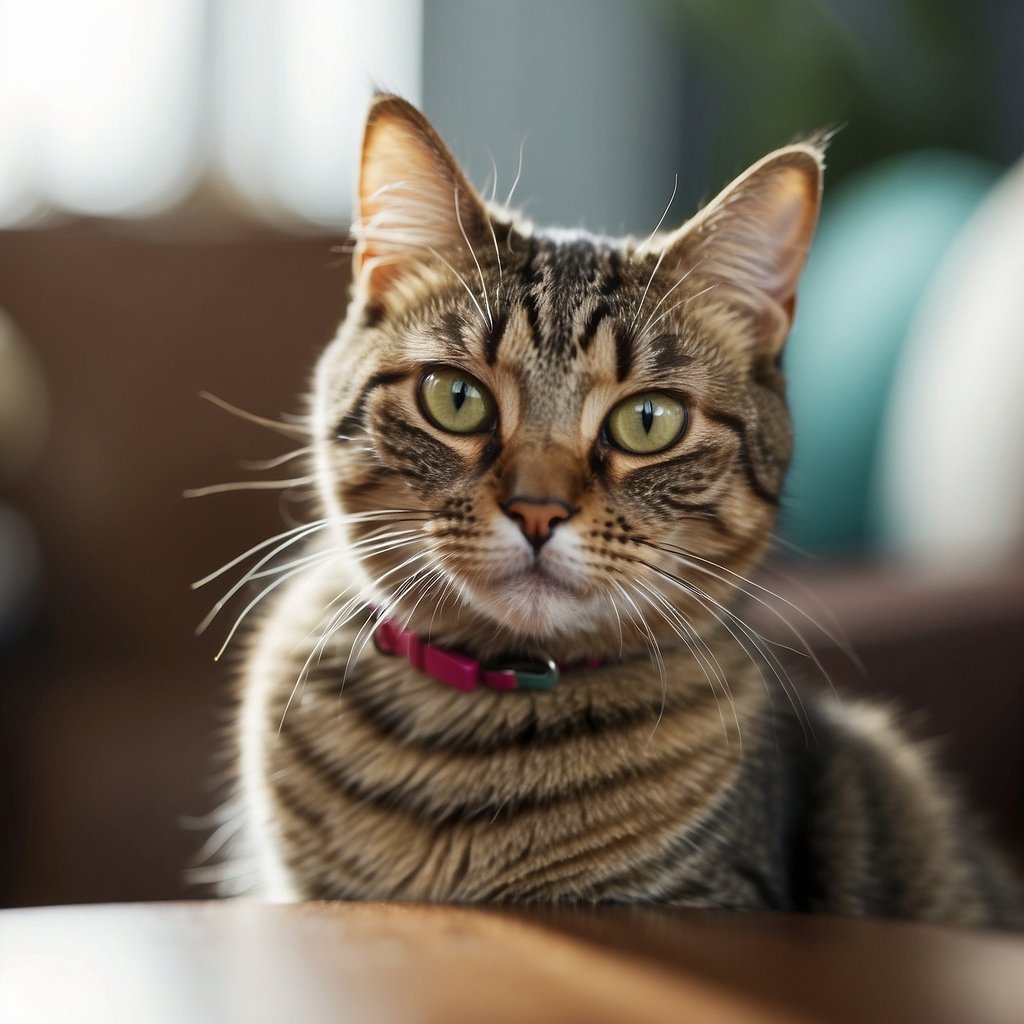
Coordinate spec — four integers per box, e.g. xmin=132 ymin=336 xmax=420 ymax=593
xmin=482 ymin=656 xmax=560 ymax=692
xmin=373 ymin=611 xmax=567 ymax=692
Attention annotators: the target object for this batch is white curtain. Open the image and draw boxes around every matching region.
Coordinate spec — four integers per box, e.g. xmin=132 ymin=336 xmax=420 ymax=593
xmin=0 ymin=0 xmax=422 ymax=228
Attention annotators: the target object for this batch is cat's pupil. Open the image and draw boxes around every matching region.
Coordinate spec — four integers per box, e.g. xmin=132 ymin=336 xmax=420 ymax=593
xmin=452 ymin=380 xmax=468 ymax=411
xmin=641 ymin=398 xmax=654 ymax=434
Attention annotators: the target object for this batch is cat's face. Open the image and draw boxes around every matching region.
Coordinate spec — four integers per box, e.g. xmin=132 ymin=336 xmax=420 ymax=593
xmin=312 ymin=96 xmax=822 ymax=660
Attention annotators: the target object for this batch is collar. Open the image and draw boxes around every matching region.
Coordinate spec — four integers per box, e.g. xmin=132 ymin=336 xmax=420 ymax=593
xmin=373 ymin=616 xmax=600 ymax=692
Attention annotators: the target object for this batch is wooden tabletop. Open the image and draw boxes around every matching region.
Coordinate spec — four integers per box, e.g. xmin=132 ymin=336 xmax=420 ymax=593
xmin=1 ymin=901 xmax=1022 ymax=1023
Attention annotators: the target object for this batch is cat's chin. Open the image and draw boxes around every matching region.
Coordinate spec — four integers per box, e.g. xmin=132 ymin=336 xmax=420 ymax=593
xmin=472 ymin=567 xmax=603 ymax=641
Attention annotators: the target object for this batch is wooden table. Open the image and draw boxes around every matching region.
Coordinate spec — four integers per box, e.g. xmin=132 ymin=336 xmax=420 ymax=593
xmin=1 ymin=901 xmax=1022 ymax=1023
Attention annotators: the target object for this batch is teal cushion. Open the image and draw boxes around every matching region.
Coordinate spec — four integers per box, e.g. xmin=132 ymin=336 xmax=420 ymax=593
xmin=779 ymin=151 xmax=998 ymax=555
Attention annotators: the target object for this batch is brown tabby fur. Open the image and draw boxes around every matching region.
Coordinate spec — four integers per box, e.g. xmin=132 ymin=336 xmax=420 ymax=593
xmin=223 ymin=95 xmax=1022 ymax=926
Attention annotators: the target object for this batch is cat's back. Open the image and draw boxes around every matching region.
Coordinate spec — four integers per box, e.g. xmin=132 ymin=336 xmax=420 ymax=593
xmin=783 ymin=698 xmax=1024 ymax=928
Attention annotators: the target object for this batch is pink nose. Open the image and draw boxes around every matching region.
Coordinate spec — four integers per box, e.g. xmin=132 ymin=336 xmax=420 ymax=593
xmin=503 ymin=497 xmax=574 ymax=549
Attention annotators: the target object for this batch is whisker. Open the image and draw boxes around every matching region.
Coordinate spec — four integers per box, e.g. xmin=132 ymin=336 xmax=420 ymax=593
xmin=617 ymin=580 xmax=670 ymax=747
xmin=427 ymin=571 xmax=460 ymax=642
xmin=279 ymin=545 xmax=432 ymax=730
xmin=240 ymin=446 xmax=316 ymax=471
xmin=324 ymin=546 xmax=432 ymax=655
xmin=192 ymin=521 xmax=324 ymax=591
xmin=632 ymin=576 xmax=740 ymax=754
xmin=226 ymin=527 xmax=425 ymax=614
xmin=642 ymin=539 xmax=851 ymax=694
xmin=602 ymin=589 xmax=625 ymax=659
xmin=481 ymin=146 xmax=499 ymax=205
xmin=454 ymin=184 xmax=493 ymax=330
xmin=342 ymin=557 xmax=435 ymax=687
xmin=184 ymin=476 xmax=314 ymax=498
xmin=192 ymin=509 xmax=429 ymax=590
xmin=635 ymin=556 xmax=812 ymax=741
xmin=202 ymin=541 xmax=357 ymax=637
xmin=635 ymin=173 xmax=678 ymax=256
xmin=504 ymin=135 xmax=528 ymax=210
xmin=397 ymin=564 xmax=449 ymax=634
xmin=635 ymin=256 xmax=708 ymax=342
xmin=629 ymin=248 xmax=666 ymax=333
xmin=199 ymin=391 xmax=308 ymax=441
xmin=206 ymin=521 xmax=429 ymax=653
xmin=632 ymin=576 xmax=728 ymax=690
xmin=483 ymin=204 xmax=504 ymax=308
xmin=428 ymin=246 xmax=490 ymax=331
xmin=760 ymin=553 xmax=865 ymax=676
xmin=242 ymin=548 xmax=340 ymax=582
xmin=642 ymin=281 xmax=720 ymax=337
xmin=610 ymin=580 xmax=667 ymax=745
xmin=214 ymin=559 xmax=320 ymax=661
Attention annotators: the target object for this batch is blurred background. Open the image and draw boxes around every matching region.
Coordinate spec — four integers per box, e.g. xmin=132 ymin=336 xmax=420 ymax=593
xmin=1 ymin=0 xmax=1022 ymax=908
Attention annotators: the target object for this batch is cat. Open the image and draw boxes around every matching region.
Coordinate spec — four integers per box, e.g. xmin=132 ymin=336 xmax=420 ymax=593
xmin=219 ymin=94 xmax=1022 ymax=926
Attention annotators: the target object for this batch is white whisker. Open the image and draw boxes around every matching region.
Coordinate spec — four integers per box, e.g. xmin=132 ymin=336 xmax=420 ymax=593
xmin=428 ymin=246 xmax=490 ymax=331
xmin=644 ymin=281 xmax=720 ymax=336
xmin=635 ymin=173 xmax=678 ymax=256
xmin=214 ymin=559 xmax=320 ymax=661
xmin=635 ymin=257 xmax=708 ymax=342
xmin=629 ymin=249 xmax=665 ymax=333
xmin=342 ymin=558 xmax=435 ymax=686
xmin=481 ymin=147 xmax=499 ymax=205
xmin=239 ymin=446 xmax=316 ymax=471
xmin=504 ymin=135 xmax=527 ymax=210
xmin=192 ymin=520 xmax=328 ymax=590
xmin=278 ymin=546 xmax=434 ymax=730
xmin=610 ymin=580 xmax=667 ymax=747
xmin=484 ymin=205 xmax=504 ymax=308
xmin=641 ymin=558 xmax=812 ymax=741
xmin=651 ymin=540 xmax=849 ymax=697
xmin=454 ymin=184 xmax=493 ymax=330
xmin=184 ymin=476 xmax=314 ymax=498
xmin=633 ymin=576 xmax=739 ymax=753
xmin=199 ymin=391 xmax=308 ymax=440
xmin=192 ymin=508 xmax=428 ymax=592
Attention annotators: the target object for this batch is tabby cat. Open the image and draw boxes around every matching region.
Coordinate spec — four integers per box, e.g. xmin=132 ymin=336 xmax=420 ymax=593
xmin=223 ymin=94 xmax=1022 ymax=926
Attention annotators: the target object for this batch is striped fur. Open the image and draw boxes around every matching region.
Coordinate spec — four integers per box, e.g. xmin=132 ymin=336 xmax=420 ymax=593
xmin=224 ymin=96 xmax=1023 ymax=926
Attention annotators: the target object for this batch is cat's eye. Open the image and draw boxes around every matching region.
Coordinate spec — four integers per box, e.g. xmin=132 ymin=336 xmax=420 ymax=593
xmin=606 ymin=392 xmax=687 ymax=454
xmin=418 ymin=368 xmax=496 ymax=434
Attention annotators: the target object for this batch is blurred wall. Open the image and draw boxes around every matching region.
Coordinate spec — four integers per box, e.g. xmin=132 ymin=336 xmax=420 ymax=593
xmin=423 ymin=0 xmax=704 ymax=236
xmin=0 ymin=224 xmax=350 ymax=907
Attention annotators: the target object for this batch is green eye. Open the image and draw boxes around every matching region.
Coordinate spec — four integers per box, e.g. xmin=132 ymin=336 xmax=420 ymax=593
xmin=419 ymin=368 xmax=496 ymax=434
xmin=606 ymin=392 xmax=687 ymax=454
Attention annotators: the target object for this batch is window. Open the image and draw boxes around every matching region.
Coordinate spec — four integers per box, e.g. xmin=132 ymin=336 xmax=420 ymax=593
xmin=0 ymin=0 xmax=422 ymax=228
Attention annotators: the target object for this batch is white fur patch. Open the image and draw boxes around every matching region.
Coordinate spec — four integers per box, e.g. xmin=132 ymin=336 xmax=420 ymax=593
xmin=462 ymin=517 xmax=607 ymax=639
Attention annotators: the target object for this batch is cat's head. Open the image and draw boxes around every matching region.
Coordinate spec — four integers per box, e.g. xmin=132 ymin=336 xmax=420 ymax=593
xmin=312 ymin=95 xmax=823 ymax=661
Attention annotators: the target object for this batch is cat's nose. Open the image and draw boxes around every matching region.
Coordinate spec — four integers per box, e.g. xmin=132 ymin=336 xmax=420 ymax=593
xmin=502 ymin=496 xmax=574 ymax=550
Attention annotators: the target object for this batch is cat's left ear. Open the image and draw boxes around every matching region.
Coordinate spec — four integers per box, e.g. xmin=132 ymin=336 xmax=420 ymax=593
xmin=659 ymin=141 xmax=824 ymax=355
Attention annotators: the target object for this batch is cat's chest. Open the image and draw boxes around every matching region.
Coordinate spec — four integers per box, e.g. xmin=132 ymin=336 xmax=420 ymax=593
xmin=256 ymin=654 xmax=758 ymax=902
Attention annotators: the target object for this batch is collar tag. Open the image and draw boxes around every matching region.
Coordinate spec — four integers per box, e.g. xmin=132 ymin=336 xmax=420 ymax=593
xmin=374 ymin=616 xmax=564 ymax=692
xmin=483 ymin=658 xmax=560 ymax=691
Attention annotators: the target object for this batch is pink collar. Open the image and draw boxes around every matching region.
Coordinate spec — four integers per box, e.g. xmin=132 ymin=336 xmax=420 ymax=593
xmin=373 ymin=616 xmax=600 ymax=692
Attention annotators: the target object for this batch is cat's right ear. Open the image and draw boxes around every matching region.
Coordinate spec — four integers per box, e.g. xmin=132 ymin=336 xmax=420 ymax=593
xmin=353 ymin=94 xmax=489 ymax=299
